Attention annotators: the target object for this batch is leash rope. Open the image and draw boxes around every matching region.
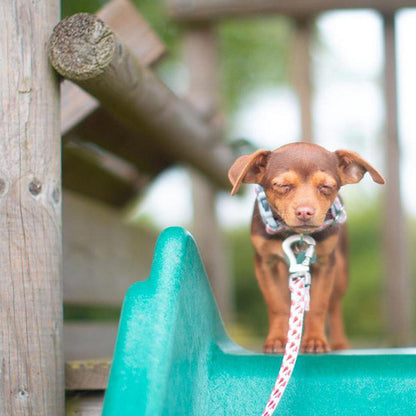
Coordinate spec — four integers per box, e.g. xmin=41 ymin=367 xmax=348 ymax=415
xmin=261 ymin=235 xmax=316 ymax=416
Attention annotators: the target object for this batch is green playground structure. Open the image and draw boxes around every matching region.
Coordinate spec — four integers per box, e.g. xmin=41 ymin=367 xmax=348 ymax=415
xmin=102 ymin=227 xmax=416 ymax=415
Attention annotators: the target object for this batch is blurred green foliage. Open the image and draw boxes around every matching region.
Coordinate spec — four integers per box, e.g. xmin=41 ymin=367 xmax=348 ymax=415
xmin=64 ymin=304 xmax=121 ymax=321
xmin=343 ymin=202 xmax=385 ymax=341
xmin=218 ymin=17 xmax=292 ymax=113
xmin=62 ymin=0 xmax=105 ymax=17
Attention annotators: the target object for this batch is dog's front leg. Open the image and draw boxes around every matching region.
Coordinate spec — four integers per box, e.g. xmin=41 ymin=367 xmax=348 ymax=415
xmin=254 ymin=254 xmax=290 ymax=353
xmin=301 ymin=257 xmax=337 ymax=353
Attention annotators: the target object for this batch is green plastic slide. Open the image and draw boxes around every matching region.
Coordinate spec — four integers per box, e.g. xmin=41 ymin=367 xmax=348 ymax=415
xmin=102 ymin=227 xmax=416 ymax=415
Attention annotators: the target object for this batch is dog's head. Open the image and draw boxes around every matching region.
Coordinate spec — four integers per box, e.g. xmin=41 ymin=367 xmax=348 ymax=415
xmin=228 ymin=142 xmax=385 ymax=233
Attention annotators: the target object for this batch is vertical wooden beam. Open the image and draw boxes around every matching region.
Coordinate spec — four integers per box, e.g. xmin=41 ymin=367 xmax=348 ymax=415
xmin=183 ymin=25 xmax=233 ymax=321
xmin=291 ymin=18 xmax=314 ymax=142
xmin=183 ymin=24 xmax=221 ymax=119
xmin=0 ymin=1 xmax=64 ymax=415
xmin=382 ymin=13 xmax=412 ymax=346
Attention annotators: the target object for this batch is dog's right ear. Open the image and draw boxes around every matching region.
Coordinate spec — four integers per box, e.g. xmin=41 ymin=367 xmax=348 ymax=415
xmin=228 ymin=149 xmax=270 ymax=195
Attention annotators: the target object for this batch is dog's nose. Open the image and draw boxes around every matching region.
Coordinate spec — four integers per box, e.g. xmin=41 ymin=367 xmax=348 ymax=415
xmin=295 ymin=206 xmax=315 ymax=221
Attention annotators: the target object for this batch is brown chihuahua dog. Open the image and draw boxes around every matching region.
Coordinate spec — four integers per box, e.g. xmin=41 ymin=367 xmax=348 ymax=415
xmin=228 ymin=142 xmax=385 ymax=353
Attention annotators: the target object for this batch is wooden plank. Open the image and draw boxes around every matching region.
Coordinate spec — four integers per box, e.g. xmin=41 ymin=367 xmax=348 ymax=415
xmin=168 ymin=0 xmax=415 ymax=22
xmin=49 ymin=13 xmax=235 ymax=189
xmin=63 ymin=190 xmax=156 ymax=306
xmin=0 ymin=1 xmax=64 ymax=415
xmin=97 ymin=0 xmax=165 ymax=66
xmin=62 ymin=98 xmax=171 ymax=209
xmin=291 ymin=18 xmax=314 ymax=142
xmin=61 ymin=83 xmax=98 ymax=136
xmin=63 ymin=141 xmax=143 ymax=207
xmin=64 ymin=323 xmax=118 ymax=362
xmin=63 ymin=107 xmax=171 ymax=176
xmin=66 ymin=392 xmax=104 ymax=416
xmin=382 ymin=14 xmax=412 ymax=346
xmin=183 ymin=26 xmax=233 ymax=321
xmin=65 ymin=359 xmax=111 ymax=391
xmin=61 ymin=0 xmax=166 ymax=135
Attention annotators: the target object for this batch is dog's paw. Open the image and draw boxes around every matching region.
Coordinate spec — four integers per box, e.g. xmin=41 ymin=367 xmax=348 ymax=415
xmin=331 ymin=341 xmax=350 ymax=351
xmin=263 ymin=336 xmax=287 ymax=354
xmin=301 ymin=336 xmax=331 ymax=353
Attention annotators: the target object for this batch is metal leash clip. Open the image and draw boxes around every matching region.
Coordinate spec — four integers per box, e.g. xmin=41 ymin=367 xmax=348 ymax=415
xmin=282 ymin=234 xmax=316 ymax=288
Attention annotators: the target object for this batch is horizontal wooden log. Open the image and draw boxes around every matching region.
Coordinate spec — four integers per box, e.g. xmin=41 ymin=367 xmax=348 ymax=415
xmin=168 ymin=0 xmax=414 ymax=21
xmin=66 ymin=392 xmax=104 ymax=416
xmin=64 ymin=322 xmax=118 ymax=361
xmin=63 ymin=141 xmax=143 ymax=207
xmin=49 ymin=13 xmax=235 ymax=189
xmin=66 ymin=359 xmax=111 ymax=391
xmin=61 ymin=0 xmax=165 ymax=135
xmin=63 ymin=190 xmax=155 ymax=306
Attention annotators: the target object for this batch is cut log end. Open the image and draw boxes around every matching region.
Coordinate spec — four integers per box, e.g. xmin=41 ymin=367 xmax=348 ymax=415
xmin=49 ymin=13 xmax=116 ymax=81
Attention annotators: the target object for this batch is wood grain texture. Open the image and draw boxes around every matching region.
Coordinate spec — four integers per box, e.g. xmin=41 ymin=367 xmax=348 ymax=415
xmin=0 ymin=1 xmax=64 ymax=415
xmin=49 ymin=13 xmax=235 ymax=189
xmin=61 ymin=0 xmax=166 ymax=135
xmin=168 ymin=0 xmax=414 ymax=21
xmin=65 ymin=359 xmax=111 ymax=391
xmin=66 ymin=392 xmax=104 ymax=416
xmin=63 ymin=191 xmax=156 ymax=306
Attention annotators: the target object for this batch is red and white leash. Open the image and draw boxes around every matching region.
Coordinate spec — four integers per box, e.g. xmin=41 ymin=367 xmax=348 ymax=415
xmin=261 ymin=234 xmax=316 ymax=416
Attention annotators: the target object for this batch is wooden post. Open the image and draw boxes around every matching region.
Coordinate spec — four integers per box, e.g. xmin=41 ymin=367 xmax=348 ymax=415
xmin=382 ymin=13 xmax=412 ymax=346
xmin=183 ymin=25 xmax=233 ymax=321
xmin=0 ymin=1 xmax=64 ymax=415
xmin=292 ymin=18 xmax=314 ymax=142
xmin=49 ymin=13 xmax=235 ymax=189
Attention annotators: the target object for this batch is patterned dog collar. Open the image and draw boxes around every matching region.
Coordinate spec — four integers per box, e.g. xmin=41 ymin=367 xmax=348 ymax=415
xmin=255 ymin=185 xmax=347 ymax=235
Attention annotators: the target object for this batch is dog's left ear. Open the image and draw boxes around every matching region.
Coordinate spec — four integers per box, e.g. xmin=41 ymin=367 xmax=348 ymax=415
xmin=228 ymin=149 xmax=270 ymax=195
xmin=335 ymin=150 xmax=386 ymax=185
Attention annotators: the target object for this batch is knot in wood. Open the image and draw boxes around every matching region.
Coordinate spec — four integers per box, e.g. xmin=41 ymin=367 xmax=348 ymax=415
xmin=49 ymin=13 xmax=115 ymax=81
xmin=29 ymin=178 xmax=42 ymax=196
xmin=0 ymin=178 xmax=7 ymax=196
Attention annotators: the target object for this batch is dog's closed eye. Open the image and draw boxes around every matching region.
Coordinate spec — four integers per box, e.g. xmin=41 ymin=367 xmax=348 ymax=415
xmin=318 ymin=184 xmax=335 ymax=196
xmin=273 ymin=183 xmax=293 ymax=194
